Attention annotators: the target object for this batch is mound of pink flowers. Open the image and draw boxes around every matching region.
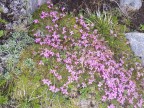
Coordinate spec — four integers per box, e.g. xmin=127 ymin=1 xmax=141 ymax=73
xmin=33 ymin=0 xmax=143 ymax=107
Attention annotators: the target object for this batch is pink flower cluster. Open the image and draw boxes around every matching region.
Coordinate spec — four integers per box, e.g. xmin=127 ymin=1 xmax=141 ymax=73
xmin=33 ymin=0 xmax=143 ymax=107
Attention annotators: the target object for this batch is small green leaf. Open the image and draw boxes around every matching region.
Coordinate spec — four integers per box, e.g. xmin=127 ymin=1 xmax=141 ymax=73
xmin=0 ymin=30 xmax=4 ymax=37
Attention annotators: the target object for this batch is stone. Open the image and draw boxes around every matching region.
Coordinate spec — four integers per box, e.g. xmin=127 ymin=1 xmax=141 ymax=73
xmin=0 ymin=3 xmax=9 ymax=13
xmin=125 ymin=32 xmax=144 ymax=66
xmin=26 ymin=0 xmax=47 ymax=13
xmin=120 ymin=0 xmax=142 ymax=12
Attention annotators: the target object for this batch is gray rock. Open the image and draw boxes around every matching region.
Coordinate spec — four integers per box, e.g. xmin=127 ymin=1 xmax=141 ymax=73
xmin=125 ymin=32 xmax=144 ymax=66
xmin=0 ymin=3 xmax=9 ymax=13
xmin=120 ymin=0 xmax=142 ymax=12
xmin=26 ymin=0 xmax=47 ymax=13
xmin=0 ymin=0 xmax=48 ymax=32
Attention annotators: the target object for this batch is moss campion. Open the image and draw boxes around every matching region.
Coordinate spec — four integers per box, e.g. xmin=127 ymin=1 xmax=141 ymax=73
xmin=32 ymin=0 xmax=144 ymax=107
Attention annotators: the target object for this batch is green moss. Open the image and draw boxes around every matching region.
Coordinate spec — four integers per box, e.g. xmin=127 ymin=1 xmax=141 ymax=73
xmin=0 ymin=18 xmax=7 ymax=24
xmin=28 ymin=3 xmax=82 ymax=40
xmin=0 ymin=76 xmax=14 ymax=105
xmin=26 ymin=3 xmax=106 ymax=107
xmin=0 ymin=7 xmax=3 ymax=13
xmin=0 ymin=30 xmax=4 ymax=37
xmin=21 ymin=3 xmax=144 ymax=108
xmin=139 ymin=24 xmax=144 ymax=31
xmin=9 ymin=44 xmax=77 ymax=107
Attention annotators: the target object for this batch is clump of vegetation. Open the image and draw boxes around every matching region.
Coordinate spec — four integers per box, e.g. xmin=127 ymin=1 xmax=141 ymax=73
xmin=139 ymin=24 xmax=144 ymax=31
xmin=0 ymin=18 xmax=7 ymax=37
xmin=0 ymin=75 xmax=14 ymax=106
xmin=0 ymin=32 xmax=34 ymax=73
xmin=84 ymin=10 xmax=144 ymax=98
xmin=1 ymin=0 xmax=144 ymax=108
xmin=12 ymin=1 xmax=143 ymax=107
xmin=0 ymin=18 xmax=7 ymax=24
xmin=0 ymin=30 xmax=4 ymax=37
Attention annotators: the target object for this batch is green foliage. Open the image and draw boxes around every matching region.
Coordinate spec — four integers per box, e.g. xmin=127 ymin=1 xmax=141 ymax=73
xmin=13 ymin=4 xmax=103 ymax=106
xmin=6 ymin=2 xmax=143 ymax=108
xmin=0 ymin=7 xmax=3 ymax=13
xmin=0 ymin=30 xmax=4 ymax=37
xmin=0 ymin=96 xmax=8 ymax=104
xmin=139 ymin=24 xmax=144 ymax=31
xmin=0 ymin=76 xmax=13 ymax=105
xmin=26 ymin=4 xmax=108 ymax=107
xmin=0 ymin=32 xmax=34 ymax=73
xmin=79 ymin=87 xmax=90 ymax=98
xmin=7 ymin=44 xmax=77 ymax=107
xmin=0 ymin=18 xmax=7 ymax=24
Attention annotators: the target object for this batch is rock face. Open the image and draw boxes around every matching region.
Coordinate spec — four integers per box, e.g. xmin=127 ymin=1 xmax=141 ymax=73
xmin=27 ymin=0 xmax=47 ymax=13
xmin=0 ymin=0 xmax=47 ymax=31
xmin=125 ymin=32 xmax=144 ymax=66
xmin=120 ymin=0 xmax=142 ymax=12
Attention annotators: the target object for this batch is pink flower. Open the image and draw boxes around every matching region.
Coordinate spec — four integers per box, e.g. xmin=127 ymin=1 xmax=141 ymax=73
xmin=108 ymin=104 xmax=115 ymax=108
xmin=42 ymin=79 xmax=51 ymax=86
xmin=39 ymin=60 xmax=44 ymax=65
xmin=49 ymin=85 xmax=56 ymax=92
xmin=50 ymin=69 xmax=56 ymax=74
xmin=62 ymin=27 xmax=66 ymax=34
xmin=54 ymin=24 xmax=58 ymax=28
xmin=70 ymin=31 xmax=74 ymax=35
xmin=46 ymin=25 xmax=50 ymax=29
xmin=81 ymin=83 xmax=87 ymax=88
xmin=79 ymin=29 xmax=83 ymax=33
xmin=40 ymin=11 xmax=48 ymax=19
xmin=137 ymin=99 xmax=143 ymax=108
xmin=64 ymin=35 xmax=67 ymax=39
xmin=33 ymin=19 xmax=39 ymax=24
xmin=61 ymin=7 xmax=65 ymax=11
xmin=91 ymin=23 xmax=94 ymax=27
xmin=52 ymin=31 xmax=60 ymax=39
xmin=74 ymin=24 xmax=77 ymax=28
xmin=57 ymin=58 xmax=62 ymax=62
xmin=60 ymin=87 xmax=68 ymax=95
xmin=41 ymin=49 xmax=54 ymax=58
xmin=98 ymin=82 xmax=103 ymax=87
xmin=35 ymin=38 xmax=41 ymax=43
xmin=33 ymin=5 xmax=143 ymax=106
xmin=57 ymin=75 xmax=62 ymax=80
xmin=102 ymin=96 xmax=107 ymax=101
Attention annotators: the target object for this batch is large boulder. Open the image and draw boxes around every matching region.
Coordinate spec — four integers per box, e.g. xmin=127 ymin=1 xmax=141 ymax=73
xmin=125 ymin=32 xmax=144 ymax=66
xmin=120 ymin=0 xmax=142 ymax=12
